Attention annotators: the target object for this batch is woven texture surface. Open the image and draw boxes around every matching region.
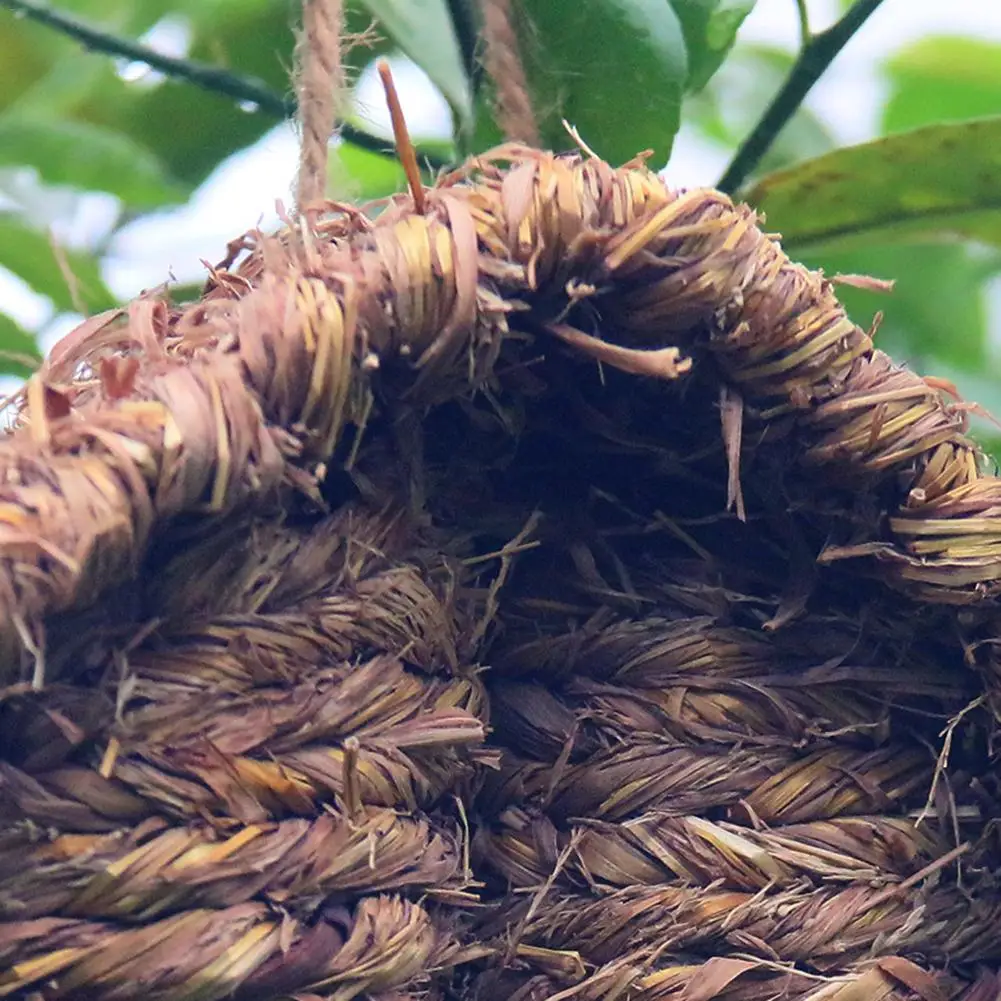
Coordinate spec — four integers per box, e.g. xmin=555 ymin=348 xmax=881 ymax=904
xmin=0 ymin=147 xmax=999 ymax=1000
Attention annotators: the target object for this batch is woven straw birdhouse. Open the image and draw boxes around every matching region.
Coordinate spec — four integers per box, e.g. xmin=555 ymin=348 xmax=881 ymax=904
xmin=0 ymin=143 xmax=1000 ymax=1001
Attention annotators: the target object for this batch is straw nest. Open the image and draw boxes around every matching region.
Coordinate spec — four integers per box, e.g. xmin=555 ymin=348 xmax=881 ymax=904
xmin=1 ymin=145 xmax=1001 ymax=1000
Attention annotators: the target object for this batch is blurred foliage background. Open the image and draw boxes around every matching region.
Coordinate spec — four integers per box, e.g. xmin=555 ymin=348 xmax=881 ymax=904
xmin=0 ymin=0 xmax=999 ymax=454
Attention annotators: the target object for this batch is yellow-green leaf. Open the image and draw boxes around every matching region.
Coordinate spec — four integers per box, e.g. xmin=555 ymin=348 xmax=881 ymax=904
xmin=686 ymin=44 xmax=834 ymax=176
xmin=518 ymin=0 xmax=688 ymax=166
xmin=330 ymin=141 xmax=407 ymax=201
xmin=0 ymin=312 xmax=42 ymax=379
xmin=745 ymin=118 xmax=1001 ymax=252
xmin=359 ymin=0 xmax=472 ymax=131
xmin=799 ymin=241 xmax=998 ymax=373
xmin=0 ymin=116 xmax=182 ymax=208
xmin=883 ymin=36 xmax=1001 ymax=135
xmin=0 ymin=214 xmax=117 ymax=313
xmin=669 ymin=0 xmax=756 ymax=92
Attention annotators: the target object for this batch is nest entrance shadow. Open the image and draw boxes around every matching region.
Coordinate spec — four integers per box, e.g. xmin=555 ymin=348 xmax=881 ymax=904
xmin=1 ymin=147 xmax=1001 ymax=1000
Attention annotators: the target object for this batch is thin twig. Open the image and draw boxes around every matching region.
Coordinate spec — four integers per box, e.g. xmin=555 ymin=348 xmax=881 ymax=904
xmin=794 ymin=0 xmax=810 ymax=47
xmin=378 ymin=59 xmax=426 ymax=214
xmin=0 ymin=0 xmax=452 ymax=169
xmin=2 ymin=0 xmax=293 ymax=114
xmin=717 ymin=0 xmax=888 ymax=194
xmin=862 ymin=842 xmax=970 ymax=911
xmin=502 ymin=831 xmax=583 ymax=965
xmin=342 ymin=736 xmax=362 ymax=822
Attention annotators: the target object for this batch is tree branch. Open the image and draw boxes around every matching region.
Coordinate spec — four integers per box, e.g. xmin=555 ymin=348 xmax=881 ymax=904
xmin=717 ymin=0 xmax=888 ymax=195
xmin=0 ymin=0 xmax=452 ymax=169
xmin=2 ymin=0 xmax=295 ymax=115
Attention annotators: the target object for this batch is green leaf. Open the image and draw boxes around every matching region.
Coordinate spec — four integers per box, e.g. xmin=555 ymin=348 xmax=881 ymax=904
xmin=5 ymin=1 xmax=211 ymax=117
xmin=973 ymin=432 xmax=1001 ymax=470
xmin=799 ymin=240 xmax=1001 ymax=464
xmin=167 ymin=281 xmax=207 ymax=305
xmin=685 ymin=44 xmax=834 ymax=174
xmin=27 ymin=0 xmax=300 ymax=190
xmin=799 ymin=241 xmax=999 ymax=373
xmin=168 ymin=0 xmax=390 ymax=74
xmin=6 ymin=0 xmax=437 ymax=193
xmin=330 ymin=141 xmax=407 ymax=201
xmin=0 ymin=0 xmax=165 ymax=112
xmin=883 ymin=36 xmax=1001 ymax=135
xmin=0 ymin=313 xmax=42 ymax=379
xmin=0 ymin=13 xmax=62 ymax=115
xmin=0 ymin=116 xmax=183 ymax=208
xmin=745 ymin=118 xmax=1001 ymax=252
xmin=518 ymin=0 xmax=688 ymax=166
xmin=358 ymin=0 xmax=472 ymax=131
xmin=0 ymin=214 xmax=117 ymax=314
xmin=470 ymin=86 xmax=507 ymax=158
xmin=669 ymin=0 xmax=756 ymax=92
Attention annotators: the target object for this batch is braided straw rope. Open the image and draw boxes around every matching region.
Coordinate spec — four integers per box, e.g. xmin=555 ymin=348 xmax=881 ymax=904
xmin=2 ymin=147 xmax=999 ymax=689
xmin=465 ymin=517 xmax=998 ymax=998
xmin=474 ymin=955 xmax=999 ymax=1001
xmin=477 ymin=811 xmax=953 ymax=890
xmin=0 ymin=508 xmax=487 ymax=998
xmin=490 ymin=880 xmax=1001 ymax=967
xmin=0 ymin=895 xmax=448 ymax=1000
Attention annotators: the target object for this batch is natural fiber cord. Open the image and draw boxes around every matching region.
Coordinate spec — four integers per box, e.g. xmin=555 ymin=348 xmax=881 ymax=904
xmin=295 ymin=0 xmax=344 ymax=209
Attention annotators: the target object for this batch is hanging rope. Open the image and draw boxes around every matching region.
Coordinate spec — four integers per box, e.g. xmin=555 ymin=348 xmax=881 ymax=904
xmin=480 ymin=0 xmax=539 ymax=146
xmin=294 ymin=0 xmax=345 ymax=211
